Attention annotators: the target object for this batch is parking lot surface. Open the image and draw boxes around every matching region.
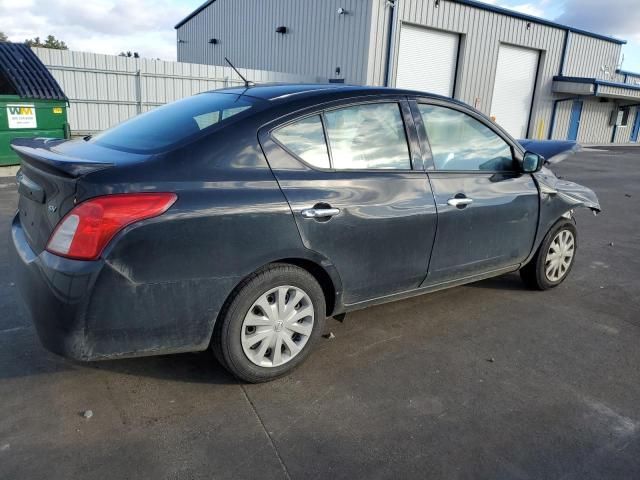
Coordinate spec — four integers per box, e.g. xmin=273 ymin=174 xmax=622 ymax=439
xmin=1 ymin=146 xmax=639 ymax=479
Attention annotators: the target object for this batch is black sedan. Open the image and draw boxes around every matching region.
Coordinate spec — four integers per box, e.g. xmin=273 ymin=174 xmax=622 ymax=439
xmin=10 ymin=84 xmax=600 ymax=382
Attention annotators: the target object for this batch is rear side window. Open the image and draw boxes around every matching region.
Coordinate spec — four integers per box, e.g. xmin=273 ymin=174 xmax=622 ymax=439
xmin=418 ymin=104 xmax=514 ymax=171
xmin=92 ymin=93 xmax=254 ymax=152
xmin=324 ymin=103 xmax=411 ymax=170
xmin=272 ymin=115 xmax=330 ymax=168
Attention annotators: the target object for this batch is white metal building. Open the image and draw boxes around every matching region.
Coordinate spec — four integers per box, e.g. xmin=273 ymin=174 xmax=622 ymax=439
xmin=176 ymin=0 xmax=640 ymax=143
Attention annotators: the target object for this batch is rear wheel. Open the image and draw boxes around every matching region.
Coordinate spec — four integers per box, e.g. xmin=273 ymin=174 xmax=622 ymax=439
xmin=212 ymin=264 xmax=326 ymax=383
xmin=520 ymin=219 xmax=577 ymax=290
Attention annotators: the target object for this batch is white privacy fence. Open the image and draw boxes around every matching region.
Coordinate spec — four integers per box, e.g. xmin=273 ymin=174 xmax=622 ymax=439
xmin=33 ymin=48 xmax=320 ymax=135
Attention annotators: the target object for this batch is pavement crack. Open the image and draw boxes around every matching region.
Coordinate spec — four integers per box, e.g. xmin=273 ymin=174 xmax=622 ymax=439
xmin=346 ymin=334 xmax=403 ymax=358
xmin=101 ymin=372 xmax=130 ymax=427
xmin=240 ymin=384 xmax=292 ymax=480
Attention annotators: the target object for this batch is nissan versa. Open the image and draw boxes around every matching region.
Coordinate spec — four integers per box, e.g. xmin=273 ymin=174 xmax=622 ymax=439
xmin=10 ymin=84 xmax=600 ymax=383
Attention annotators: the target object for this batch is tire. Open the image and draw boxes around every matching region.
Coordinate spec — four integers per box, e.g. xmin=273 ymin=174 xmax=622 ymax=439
xmin=212 ymin=263 xmax=326 ymax=383
xmin=520 ymin=219 xmax=578 ymax=290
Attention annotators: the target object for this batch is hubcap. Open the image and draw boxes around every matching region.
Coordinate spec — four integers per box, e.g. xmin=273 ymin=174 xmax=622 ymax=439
xmin=241 ymin=286 xmax=314 ymax=368
xmin=545 ymin=229 xmax=575 ymax=282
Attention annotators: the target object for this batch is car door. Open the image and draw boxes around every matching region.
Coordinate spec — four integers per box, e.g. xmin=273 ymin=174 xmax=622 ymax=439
xmin=411 ymin=99 xmax=539 ymax=285
xmin=259 ymin=98 xmax=437 ymax=304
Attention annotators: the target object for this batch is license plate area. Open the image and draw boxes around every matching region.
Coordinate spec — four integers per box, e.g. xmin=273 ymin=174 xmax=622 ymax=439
xmin=16 ymin=166 xmax=77 ymax=254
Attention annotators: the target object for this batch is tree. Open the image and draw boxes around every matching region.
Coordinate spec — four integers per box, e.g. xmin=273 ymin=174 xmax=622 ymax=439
xmin=0 ymin=32 xmax=8 ymax=42
xmin=25 ymin=35 xmax=68 ymax=50
xmin=119 ymin=51 xmax=140 ymax=58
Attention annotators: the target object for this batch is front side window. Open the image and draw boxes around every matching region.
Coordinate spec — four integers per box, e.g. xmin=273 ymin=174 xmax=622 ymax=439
xmin=324 ymin=103 xmax=411 ymax=170
xmin=272 ymin=115 xmax=330 ymax=168
xmin=418 ymin=104 xmax=514 ymax=171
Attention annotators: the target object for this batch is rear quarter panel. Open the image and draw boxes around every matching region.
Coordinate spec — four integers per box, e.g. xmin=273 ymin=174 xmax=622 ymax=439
xmin=75 ymin=119 xmax=321 ymax=358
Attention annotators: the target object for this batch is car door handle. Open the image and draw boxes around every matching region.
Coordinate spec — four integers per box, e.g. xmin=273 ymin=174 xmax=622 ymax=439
xmin=447 ymin=197 xmax=473 ymax=208
xmin=301 ymin=207 xmax=340 ymax=218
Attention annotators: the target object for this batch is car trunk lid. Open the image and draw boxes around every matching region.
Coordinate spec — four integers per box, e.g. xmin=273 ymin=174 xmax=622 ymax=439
xmin=12 ymin=137 xmax=114 ymax=254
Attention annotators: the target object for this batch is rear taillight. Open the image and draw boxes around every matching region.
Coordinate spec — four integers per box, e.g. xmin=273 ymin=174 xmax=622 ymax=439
xmin=46 ymin=193 xmax=177 ymax=260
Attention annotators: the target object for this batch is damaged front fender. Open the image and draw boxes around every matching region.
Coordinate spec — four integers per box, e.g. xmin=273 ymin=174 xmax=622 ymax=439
xmin=517 ymin=139 xmax=600 ymax=213
xmin=535 ymin=166 xmax=601 ymax=213
xmin=522 ymin=166 xmax=601 ymax=265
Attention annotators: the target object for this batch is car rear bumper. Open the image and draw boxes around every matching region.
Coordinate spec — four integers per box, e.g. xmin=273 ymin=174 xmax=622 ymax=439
xmin=11 ymin=213 xmax=228 ymax=361
xmin=10 ymin=213 xmax=100 ymax=360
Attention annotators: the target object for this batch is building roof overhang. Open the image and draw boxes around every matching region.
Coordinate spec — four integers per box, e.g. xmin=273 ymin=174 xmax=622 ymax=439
xmin=553 ymin=76 xmax=640 ymax=102
xmin=175 ymin=0 xmax=216 ymax=29
xmin=454 ymin=0 xmax=626 ymax=44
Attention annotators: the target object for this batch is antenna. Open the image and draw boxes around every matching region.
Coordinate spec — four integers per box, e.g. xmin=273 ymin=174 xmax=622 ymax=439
xmin=224 ymin=57 xmax=254 ymax=88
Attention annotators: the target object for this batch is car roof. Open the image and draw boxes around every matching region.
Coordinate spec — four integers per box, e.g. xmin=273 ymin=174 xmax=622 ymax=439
xmin=208 ymin=83 xmax=462 ymax=106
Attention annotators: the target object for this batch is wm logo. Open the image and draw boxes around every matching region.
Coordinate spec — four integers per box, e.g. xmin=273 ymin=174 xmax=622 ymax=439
xmin=8 ymin=106 xmax=34 ymax=115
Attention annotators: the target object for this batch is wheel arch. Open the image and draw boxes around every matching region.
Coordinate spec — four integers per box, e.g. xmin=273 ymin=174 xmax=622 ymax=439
xmin=523 ymin=213 xmax=576 ymax=267
xmin=274 ymin=257 xmax=340 ymax=316
xmin=210 ymin=255 xmax=343 ymax=346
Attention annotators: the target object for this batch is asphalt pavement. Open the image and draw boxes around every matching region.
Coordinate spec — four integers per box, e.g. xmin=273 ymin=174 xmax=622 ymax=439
xmin=1 ymin=146 xmax=639 ymax=479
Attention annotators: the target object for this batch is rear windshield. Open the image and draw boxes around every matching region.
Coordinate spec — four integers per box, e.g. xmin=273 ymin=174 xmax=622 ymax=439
xmin=92 ymin=93 xmax=256 ymax=152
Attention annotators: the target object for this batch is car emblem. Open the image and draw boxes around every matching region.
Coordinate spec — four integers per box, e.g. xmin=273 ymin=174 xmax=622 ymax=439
xmin=48 ymin=204 xmax=57 ymax=213
xmin=274 ymin=320 xmax=284 ymax=332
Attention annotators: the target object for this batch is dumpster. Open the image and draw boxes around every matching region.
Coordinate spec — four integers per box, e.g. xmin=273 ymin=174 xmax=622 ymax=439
xmin=0 ymin=42 xmax=68 ymax=166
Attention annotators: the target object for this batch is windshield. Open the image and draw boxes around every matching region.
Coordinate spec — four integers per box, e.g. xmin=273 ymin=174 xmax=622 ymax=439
xmin=92 ymin=93 xmax=255 ymax=152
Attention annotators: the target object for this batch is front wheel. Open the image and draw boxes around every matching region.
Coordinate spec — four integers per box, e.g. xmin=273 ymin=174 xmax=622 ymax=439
xmin=520 ymin=219 xmax=578 ymax=290
xmin=212 ymin=264 xmax=326 ymax=383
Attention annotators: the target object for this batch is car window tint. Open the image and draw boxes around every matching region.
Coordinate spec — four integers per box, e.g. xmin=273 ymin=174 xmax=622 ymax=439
xmin=324 ymin=103 xmax=411 ymax=170
xmin=418 ymin=104 xmax=514 ymax=171
xmin=272 ymin=115 xmax=330 ymax=169
xmin=92 ymin=93 xmax=254 ymax=153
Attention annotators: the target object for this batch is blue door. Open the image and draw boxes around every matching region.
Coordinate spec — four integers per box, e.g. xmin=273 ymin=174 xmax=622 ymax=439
xmin=631 ymin=110 xmax=640 ymax=142
xmin=567 ymin=100 xmax=582 ymax=141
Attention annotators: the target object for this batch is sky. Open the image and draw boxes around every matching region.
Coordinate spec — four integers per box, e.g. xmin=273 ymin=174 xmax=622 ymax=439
xmin=0 ymin=0 xmax=638 ymax=72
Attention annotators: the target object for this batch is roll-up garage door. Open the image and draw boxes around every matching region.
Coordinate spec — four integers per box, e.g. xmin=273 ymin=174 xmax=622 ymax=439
xmin=490 ymin=44 xmax=539 ymax=138
xmin=395 ymin=25 xmax=459 ymax=97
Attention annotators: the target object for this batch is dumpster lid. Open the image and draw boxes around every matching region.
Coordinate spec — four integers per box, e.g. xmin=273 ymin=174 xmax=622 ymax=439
xmin=0 ymin=42 xmax=66 ymax=101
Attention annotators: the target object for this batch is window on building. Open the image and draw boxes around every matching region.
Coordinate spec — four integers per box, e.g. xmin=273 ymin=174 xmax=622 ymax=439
xmin=620 ymin=107 xmax=631 ymax=127
xmin=324 ymin=103 xmax=411 ymax=170
xmin=418 ymin=104 xmax=514 ymax=171
xmin=272 ymin=115 xmax=330 ymax=169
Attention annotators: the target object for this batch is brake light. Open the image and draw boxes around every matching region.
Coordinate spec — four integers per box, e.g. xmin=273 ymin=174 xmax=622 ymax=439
xmin=46 ymin=193 xmax=177 ymax=260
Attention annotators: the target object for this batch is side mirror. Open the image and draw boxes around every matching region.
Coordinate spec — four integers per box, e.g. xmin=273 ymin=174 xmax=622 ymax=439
xmin=522 ymin=151 xmax=545 ymax=173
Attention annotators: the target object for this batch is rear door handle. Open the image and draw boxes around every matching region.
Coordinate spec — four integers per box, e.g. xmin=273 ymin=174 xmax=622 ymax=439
xmin=447 ymin=197 xmax=473 ymax=208
xmin=301 ymin=207 xmax=340 ymax=218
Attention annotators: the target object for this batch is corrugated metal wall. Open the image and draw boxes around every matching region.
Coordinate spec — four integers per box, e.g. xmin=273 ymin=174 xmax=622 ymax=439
xmin=598 ymin=85 xmax=640 ymax=101
xmin=552 ymin=99 xmax=616 ymax=144
xmin=176 ymin=0 xmax=373 ymax=85
xmin=563 ymin=33 xmax=622 ymax=79
xmin=609 ymin=71 xmax=640 ymax=85
xmin=575 ymin=100 xmax=615 ymax=144
xmin=551 ymin=100 xmax=572 ymax=140
xmin=34 ymin=47 xmax=316 ymax=135
xmin=613 ymin=106 xmax=638 ymax=143
xmin=367 ymin=0 xmax=566 ymax=139
xmin=623 ymin=74 xmax=640 ymax=86
xmin=366 ymin=0 xmax=631 ymax=142
xmin=175 ymin=0 xmax=634 ymax=143
xmin=551 ymin=99 xmax=639 ymax=144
